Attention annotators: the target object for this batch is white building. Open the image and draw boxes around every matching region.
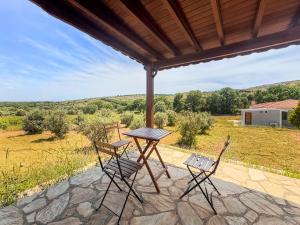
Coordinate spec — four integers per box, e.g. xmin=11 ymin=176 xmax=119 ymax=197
xmin=241 ymin=99 xmax=298 ymax=128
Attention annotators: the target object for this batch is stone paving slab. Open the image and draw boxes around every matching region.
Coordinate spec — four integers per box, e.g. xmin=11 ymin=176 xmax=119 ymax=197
xmin=1 ymin=147 xmax=300 ymax=225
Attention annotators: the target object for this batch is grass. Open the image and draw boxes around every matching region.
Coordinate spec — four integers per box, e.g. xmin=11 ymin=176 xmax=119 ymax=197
xmin=161 ymin=116 xmax=300 ymax=178
xmin=0 ymin=130 xmax=95 ymax=207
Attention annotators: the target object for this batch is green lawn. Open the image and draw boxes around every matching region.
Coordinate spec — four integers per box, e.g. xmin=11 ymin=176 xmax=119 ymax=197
xmin=162 ymin=116 xmax=300 ymax=178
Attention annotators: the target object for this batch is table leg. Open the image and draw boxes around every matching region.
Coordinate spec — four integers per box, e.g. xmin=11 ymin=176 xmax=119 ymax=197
xmin=154 ymin=145 xmax=171 ymax=178
xmin=133 ymin=138 xmax=160 ymax=193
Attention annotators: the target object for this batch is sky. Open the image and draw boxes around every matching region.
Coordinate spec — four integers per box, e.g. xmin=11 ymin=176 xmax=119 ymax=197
xmin=0 ymin=1 xmax=299 ymax=101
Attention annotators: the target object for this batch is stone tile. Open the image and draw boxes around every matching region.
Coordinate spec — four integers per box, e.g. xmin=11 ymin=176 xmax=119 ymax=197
xmin=130 ymin=211 xmax=178 ymax=225
xmin=206 ymin=215 xmax=227 ymax=225
xmin=22 ymin=198 xmax=46 ymax=214
xmin=142 ymin=193 xmax=176 ymax=212
xmin=16 ymin=193 xmax=39 ymax=207
xmin=36 ymin=193 xmax=69 ymax=224
xmin=168 ymin=186 xmax=183 ymax=200
xmin=259 ymin=181 xmax=286 ymax=199
xmin=46 ymin=180 xmax=69 ymax=200
xmin=248 ymin=168 xmax=266 ymax=181
xmin=26 ymin=212 xmax=36 ymax=223
xmin=225 ymin=216 xmax=248 ymax=225
xmin=285 ymin=194 xmax=300 ymax=208
xmin=87 ymin=207 xmax=113 ymax=225
xmin=143 ymin=202 xmax=159 ymax=214
xmin=70 ymin=187 xmax=97 ymax=205
xmin=190 ymin=204 xmax=212 ymax=219
xmin=244 ymin=210 xmax=258 ymax=223
xmin=77 ymin=202 xmax=94 ymax=217
xmin=254 ymin=215 xmax=293 ymax=225
xmin=177 ymin=202 xmax=203 ymax=225
xmin=223 ymin=196 xmax=247 ymax=215
xmin=0 ymin=206 xmax=23 ymax=225
xmin=240 ymin=192 xmax=284 ymax=216
xmin=48 ymin=217 xmax=82 ymax=225
xmin=210 ymin=178 xmax=248 ymax=196
xmin=70 ymin=167 xmax=103 ymax=187
xmin=189 ymin=194 xmax=226 ymax=214
xmin=284 ymin=206 xmax=300 ymax=216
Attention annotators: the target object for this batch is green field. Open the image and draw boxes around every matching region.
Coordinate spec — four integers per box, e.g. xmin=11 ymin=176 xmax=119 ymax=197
xmin=1 ymin=115 xmax=300 ymax=207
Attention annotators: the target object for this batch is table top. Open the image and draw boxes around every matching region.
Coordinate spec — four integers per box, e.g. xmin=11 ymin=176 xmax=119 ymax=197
xmin=123 ymin=128 xmax=171 ymax=141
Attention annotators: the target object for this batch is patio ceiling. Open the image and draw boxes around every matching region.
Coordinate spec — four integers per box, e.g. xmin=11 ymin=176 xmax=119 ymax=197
xmin=29 ymin=0 xmax=300 ymax=127
xmin=30 ymin=0 xmax=300 ymax=70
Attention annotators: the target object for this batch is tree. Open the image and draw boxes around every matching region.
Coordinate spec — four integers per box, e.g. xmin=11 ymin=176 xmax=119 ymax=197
xmin=46 ymin=111 xmax=69 ymax=138
xmin=129 ymin=115 xmax=145 ymax=129
xmin=218 ymin=88 xmax=239 ymax=114
xmin=154 ymin=112 xmax=168 ymax=128
xmin=206 ymin=93 xmax=222 ymax=114
xmin=82 ymin=104 xmax=97 ymax=114
xmin=154 ymin=101 xmax=167 ymax=112
xmin=185 ymin=90 xmax=206 ymax=112
xmin=127 ymin=99 xmax=146 ymax=112
xmin=173 ymin=93 xmax=184 ymax=112
xmin=289 ymin=102 xmax=300 ymax=129
xmin=166 ymin=110 xmax=177 ymax=126
xmin=15 ymin=109 xmax=26 ymax=116
xmin=23 ymin=111 xmax=45 ymax=134
xmin=121 ymin=111 xmax=135 ymax=127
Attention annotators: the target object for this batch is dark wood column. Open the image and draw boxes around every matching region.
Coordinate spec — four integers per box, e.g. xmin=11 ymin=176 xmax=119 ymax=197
xmin=145 ymin=65 xmax=156 ymax=128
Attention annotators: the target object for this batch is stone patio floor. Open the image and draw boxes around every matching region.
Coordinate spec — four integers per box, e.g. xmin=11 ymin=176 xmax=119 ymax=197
xmin=1 ymin=147 xmax=300 ymax=225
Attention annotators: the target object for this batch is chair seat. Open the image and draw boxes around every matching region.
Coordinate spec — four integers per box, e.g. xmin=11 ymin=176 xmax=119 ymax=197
xmin=105 ymin=158 xmax=142 ymax=178
xmin=111 ymin=139 xmax=131 ymax=148
xmin=184 ymin=153 xmax=215 ymax=172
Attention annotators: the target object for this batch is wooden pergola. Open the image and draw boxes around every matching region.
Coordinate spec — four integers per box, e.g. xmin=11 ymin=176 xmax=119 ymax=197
xmin=30 ymin=0 xmax=300 ymax=127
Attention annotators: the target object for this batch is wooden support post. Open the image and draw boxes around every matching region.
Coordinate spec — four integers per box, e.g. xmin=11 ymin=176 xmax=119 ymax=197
xmin=145 ymin=65 xmax=156 ymax=128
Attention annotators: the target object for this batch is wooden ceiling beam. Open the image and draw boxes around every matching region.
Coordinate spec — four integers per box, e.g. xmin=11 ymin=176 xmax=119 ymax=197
xmin=69 ymin=0 xmax=163 ymax=61
xmin=210 ymin=0 xmax=225 ymax=45
xmin=30 ymin=0 xmax=148 ymax=64
xmin=161 ymin=0 xmax=202 ymax=51
xmin=253 ymin=0 xmax=267 ymax=38
xmin=120 ymin=0 xmax=180 ymax=56
xmin=290 ymin=6 xmax=300 ymax=28
xmin=156 ymin=26 xmax=300 ymax=70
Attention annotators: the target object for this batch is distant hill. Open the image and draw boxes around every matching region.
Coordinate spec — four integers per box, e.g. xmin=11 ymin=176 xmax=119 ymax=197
xmin=244 ymin=80 xmax=300 ymax=92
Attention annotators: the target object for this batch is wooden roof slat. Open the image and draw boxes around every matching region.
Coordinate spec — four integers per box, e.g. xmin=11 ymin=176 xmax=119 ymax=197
xmin=69 ymin=0 xmax=163 ymax=61
xmin=155 ymin=26 xmax=300 ymax=70
xmin=253 ymin=0 xmax=267 ymax=37
xmin=161 ymin=0 xmax=202 ymax=51
xmin=210 ymin=0 xmax=225 ymax=45
xmin=120 ymin=0 xmax=181 ymax=57
xmin=30 ymin=0 xmax=148 ymax=64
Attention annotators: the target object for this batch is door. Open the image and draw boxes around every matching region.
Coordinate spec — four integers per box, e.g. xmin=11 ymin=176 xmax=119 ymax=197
xmin=245 ymin=112 xmax=252 ymax=125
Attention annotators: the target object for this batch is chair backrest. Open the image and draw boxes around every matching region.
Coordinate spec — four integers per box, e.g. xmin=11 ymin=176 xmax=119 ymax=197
xmin=103 ymin=122 xmax=121 ymax=142
xmin=212 ymin=135 xmax=231 ymax=174
xmin=93 ymin=140 xmax=117 ymax=167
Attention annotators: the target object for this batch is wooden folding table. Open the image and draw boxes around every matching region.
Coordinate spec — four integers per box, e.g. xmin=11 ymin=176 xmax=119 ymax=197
xmin=123 ymin=128 xmax=171 ymax=193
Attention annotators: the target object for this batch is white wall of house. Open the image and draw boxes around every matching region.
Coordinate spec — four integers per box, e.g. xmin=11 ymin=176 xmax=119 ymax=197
xmin=241 ymin=109 xmax=288 ymax=127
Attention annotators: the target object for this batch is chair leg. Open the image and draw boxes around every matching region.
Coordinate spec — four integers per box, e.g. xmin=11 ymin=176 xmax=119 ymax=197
xmin=120 ymin=144 xmax=130 ymax=159
xmin=97 ymin=172 xmax=115 ymax=211
xmin=117 ymin=172 xmax=139 ymax=224
xmin=123 ymin=174 xmax=143 ymax=204
xmin=105 ymin=171 xmax=123 ymax=192
xmin=206 ymin=175 xmax=221 ymax=196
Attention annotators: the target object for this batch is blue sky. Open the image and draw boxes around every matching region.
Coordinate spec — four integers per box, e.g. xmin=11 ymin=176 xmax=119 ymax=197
xmin=0 ymin=1 xmax=299 ymax=101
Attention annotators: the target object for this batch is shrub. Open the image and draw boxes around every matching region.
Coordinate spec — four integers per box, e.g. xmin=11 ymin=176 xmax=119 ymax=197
xmin=15 ymin=109 xmax=26 ymax=116
xmin=289 ymin=102 xmax=300 ymax=129
xmin=154 ymin=101 xmax=167 ymax=113
xmin=80 ymin=117 xmax=115 ymax=143
xmin=178 ymin=112 xmax=214 ymax=147
xmin=0 ymin=121 xmax=8 ymax=130
xmin=23 ymin=111 xmax=45 ymax=134
xmin=129 ymin=115 xmax=144 ymax=130
xmin=82 ymin=104 xmax=97 ymax=114
xmin=97 ymin=108 xmax=113 ymax=117
xmin=73 ymin=113 xmax=85 ymax=126
xmin=166 ymin=110 xmax=177 ymax=126
xmin=154 ymin=112 xmax=168 ymax=128
xmin=121 ymin=111 xmax=135 ymax=127
xmin=46 ymin=111 xmax=69 ymax=138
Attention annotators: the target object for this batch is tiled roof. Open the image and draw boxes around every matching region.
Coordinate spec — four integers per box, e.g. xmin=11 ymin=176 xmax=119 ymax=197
xmin=251 ymin=99 xmax=299 ymax=109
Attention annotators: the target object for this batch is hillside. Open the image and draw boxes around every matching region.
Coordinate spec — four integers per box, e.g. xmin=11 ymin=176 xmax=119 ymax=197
xmin=244 ymin=80 xmax=300 ymax=92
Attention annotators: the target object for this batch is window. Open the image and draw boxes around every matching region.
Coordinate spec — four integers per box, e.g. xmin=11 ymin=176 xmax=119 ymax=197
xmin=282 ymin=111 xmax=288 ymax=120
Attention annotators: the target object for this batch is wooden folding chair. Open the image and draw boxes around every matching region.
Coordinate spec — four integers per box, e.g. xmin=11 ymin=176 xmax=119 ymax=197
xmin=180 ymin=135 xmax=231 ymax=214
xmin=103 ymin=122 xmax=131 ymax=159
xmin=93 ymin=140 xmax=143 ymax=224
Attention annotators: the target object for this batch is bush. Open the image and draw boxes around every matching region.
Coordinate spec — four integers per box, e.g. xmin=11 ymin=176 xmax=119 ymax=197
xmin=0 ymin=121 xmax=8 ymax=130
xmin=46 ymin=111 xmax=69 ymax=138
xmin=166 ymin=110 xmax=177 ymax=126
xmin=73 ymin=113 xmax=85 ymax=126
xmin=15 ymin=109 xmax=26 ymax=116
xmin=80 ymin=117 xmax=115 ymax=143
xmin=97 ymin=108 xmax=113 ymax=117
xmin=289 ymin=102 xmax=300 ymax=129
xmin=129 ymin=115 xmax=144 ymax=130
xmin=178 ymin=112 xmax=214 ymax=147
xmin=121 ymin=111 xmax=135 ymax=127
xmin=23 ymin=111 xmax=45 ymax=134
xmin=154 ymin=112 xmax=168 ymax=128
xmin=82 ymin=104 xmax=97 ymax=114
xmin=154 ymin=101 xmax=167 ymax=113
